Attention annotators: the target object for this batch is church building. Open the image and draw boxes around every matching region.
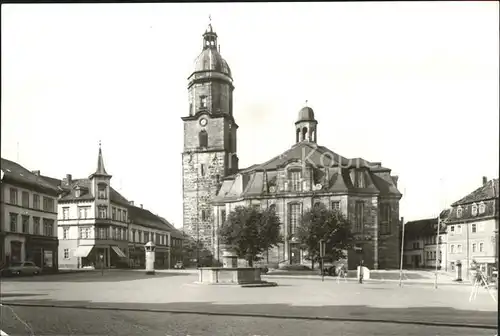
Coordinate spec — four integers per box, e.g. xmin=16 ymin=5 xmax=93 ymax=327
xmin=181 ymin=22 xmax=402 ymax=270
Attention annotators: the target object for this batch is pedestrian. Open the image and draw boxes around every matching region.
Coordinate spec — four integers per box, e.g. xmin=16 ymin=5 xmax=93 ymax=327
xmin=336 ymin=263 xmax=347 ymax=283
xmin=358 ymin=260 xmax=364 ymax=284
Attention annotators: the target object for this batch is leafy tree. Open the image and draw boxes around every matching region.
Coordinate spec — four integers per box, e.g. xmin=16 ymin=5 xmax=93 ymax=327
xmin=296 ymin=204 xmax=354 ymax=266
xmin=218 ymin=205 xmax=282 ymax=266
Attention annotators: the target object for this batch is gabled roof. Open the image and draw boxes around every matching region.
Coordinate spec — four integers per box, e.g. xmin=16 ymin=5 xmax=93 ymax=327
xmin=128 ymin=205 xmax=172 ymax=231
xmin=405 ymin=216 xmax=446 ymax=237
xmin=451 ymin=178 xmax=499 ymax=206
xmin=42 ymin=176 xmax=129 ymax=205
xmin=157 ymin=216 xmax=184 ymax=239
xmin=1 ymin=158 xmax=59 ymax=196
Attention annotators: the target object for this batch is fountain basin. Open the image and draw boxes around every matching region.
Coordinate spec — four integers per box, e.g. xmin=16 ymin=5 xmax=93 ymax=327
xmin=197 ymin=267 xmax=277 ymax=287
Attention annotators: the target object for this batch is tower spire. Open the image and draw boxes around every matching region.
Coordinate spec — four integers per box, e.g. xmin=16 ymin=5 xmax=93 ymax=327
xmin=93 ymin=140 xmax=110 ymax=176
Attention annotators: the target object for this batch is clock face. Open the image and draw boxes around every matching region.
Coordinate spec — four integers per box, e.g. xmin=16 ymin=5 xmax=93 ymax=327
xmin=200 ymin=118 xmax=207 ymax=126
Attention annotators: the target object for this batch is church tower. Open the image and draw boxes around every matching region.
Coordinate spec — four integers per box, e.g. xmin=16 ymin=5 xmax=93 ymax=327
xmin=181 ymin=21 xmax=239 ymax=261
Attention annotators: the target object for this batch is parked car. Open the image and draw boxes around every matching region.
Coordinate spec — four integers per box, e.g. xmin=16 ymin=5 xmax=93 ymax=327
xmin=2 ymin=261 xmax=41 ymax=276
xmin=173 ymin=261 xmax=184 ymax=269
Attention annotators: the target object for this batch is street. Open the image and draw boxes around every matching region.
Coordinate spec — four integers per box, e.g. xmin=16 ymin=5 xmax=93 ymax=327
xmin=0 ymin=305 xmax=495 ymax=336
xmin=0 ymin=270 xmax=497 ymax=335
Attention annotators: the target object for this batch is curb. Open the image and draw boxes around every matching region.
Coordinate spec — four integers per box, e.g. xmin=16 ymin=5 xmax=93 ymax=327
xmin=262 ymin=275 xmax=472 ymax=286
xmin=1 ymin=302 xmax=497 ymax=330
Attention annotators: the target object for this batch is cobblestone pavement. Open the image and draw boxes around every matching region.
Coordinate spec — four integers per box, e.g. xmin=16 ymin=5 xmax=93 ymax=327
xmin=0 ymin=305 xmax=496 ymax=336
xmin=0 ymin=270 xmax=497 ymax=329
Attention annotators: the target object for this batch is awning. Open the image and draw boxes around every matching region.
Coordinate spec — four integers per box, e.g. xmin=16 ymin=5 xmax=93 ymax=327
xmin=111 ymin=246 xmax=127 ymax=258
xmin=74 ymin=245 xmax=94 ymax=258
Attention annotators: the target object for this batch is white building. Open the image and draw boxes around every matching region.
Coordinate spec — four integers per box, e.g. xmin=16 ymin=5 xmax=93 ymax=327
xmin=1 ymin=158 xmax=59 ymax=271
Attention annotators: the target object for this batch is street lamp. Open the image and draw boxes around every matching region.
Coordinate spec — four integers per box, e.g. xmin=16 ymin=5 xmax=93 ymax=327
xmin=99 ymin=254 xmax=104 ymax=276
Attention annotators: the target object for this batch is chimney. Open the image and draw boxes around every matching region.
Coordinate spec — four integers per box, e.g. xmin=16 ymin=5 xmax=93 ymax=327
xmin=129 ymin=201 xmax=134 ymax=206
xmin=483 ymin=176 xmax=488 ymax=186
xmin=32 ymin=170 xmax=40 ymax=176
xmin=140 ymin=204 xmax=143 ymax=209
xmin=66 ymin=174 xmax=72 ymax=185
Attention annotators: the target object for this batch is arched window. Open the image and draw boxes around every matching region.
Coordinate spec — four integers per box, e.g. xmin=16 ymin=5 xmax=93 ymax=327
xmin=199 ymin=130 xmax=208 ymax=148
xmin=302 ymin=127 xmax=307 ymax=141
xmin=296 ymin=128 xmax=300 ymax=142
xmin=97 ymin=183 xmax=107 ymax=200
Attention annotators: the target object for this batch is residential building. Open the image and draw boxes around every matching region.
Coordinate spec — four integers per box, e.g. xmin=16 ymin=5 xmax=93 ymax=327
xmin=446 ymin=177 xmax=499 ymax=279
xmin=1 ymin=158 xmax=59 ymax=271
xmin=403 ymin=209 xmax=449 ymax=270
xmin=128 ymin=204 xmax=172 ymax=269
xmin=44 ymin=143 xmax=179 ymax=269
xmin=181 ymin=22 xmax=403 ymax=270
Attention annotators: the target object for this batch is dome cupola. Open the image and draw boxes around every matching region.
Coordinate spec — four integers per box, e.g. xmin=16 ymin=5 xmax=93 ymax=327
xmin=192 ymin=21 xmax=232 ymax=78
xmin=295 ymin=102 xmax=318 ymax=143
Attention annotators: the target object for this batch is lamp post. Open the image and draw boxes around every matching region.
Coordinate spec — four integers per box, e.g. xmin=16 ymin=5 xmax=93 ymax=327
xmin=434 ymin=216 xmax=440 ymax=289
xmin=319 ymin=239 xmax=325 ymax=282
xmin=399 ymin=217 xmax=405 ymax=287
xmin=99 ymin=254 xmax=104 ymax=276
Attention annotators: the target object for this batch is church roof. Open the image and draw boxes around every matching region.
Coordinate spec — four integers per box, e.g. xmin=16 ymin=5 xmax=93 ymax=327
xmin=214 ymin=141 xmax=401 ymax=202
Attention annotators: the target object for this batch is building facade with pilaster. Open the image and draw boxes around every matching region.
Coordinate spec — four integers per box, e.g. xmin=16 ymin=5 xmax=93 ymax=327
xmin=181 ymin=23 xmax=403 ymax=270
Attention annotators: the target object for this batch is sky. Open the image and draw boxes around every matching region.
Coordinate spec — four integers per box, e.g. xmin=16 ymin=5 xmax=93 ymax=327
xmin=2 ymin=2 xmax=499 ymax=228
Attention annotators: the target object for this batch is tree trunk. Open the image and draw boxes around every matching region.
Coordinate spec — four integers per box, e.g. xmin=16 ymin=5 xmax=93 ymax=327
xmin=312 ymin=259 xmax=315 ymax=270
xmin=248 ymin=258 xmax=253 ymax=267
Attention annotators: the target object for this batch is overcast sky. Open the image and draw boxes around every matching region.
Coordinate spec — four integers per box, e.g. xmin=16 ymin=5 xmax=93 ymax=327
xmin=2 ymin=2 xmax=499 ymax=227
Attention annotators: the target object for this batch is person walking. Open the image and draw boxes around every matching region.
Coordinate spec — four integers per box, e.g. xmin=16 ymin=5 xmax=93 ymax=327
xmin=337 ymin=263 xmax=348 ymax=283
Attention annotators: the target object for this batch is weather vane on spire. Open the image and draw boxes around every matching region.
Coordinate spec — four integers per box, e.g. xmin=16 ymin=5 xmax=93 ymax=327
xmin=99 ymin=140 xmax=102 ymax=149
xmin=305 ymin=100 xmax=308 ymax=107
xmin=209 ymin=14 xmax=212 ymax=23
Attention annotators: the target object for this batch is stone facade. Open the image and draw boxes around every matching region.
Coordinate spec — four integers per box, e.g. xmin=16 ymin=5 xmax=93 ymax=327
xmin=181 ymin=23 xmax=238 ymax=260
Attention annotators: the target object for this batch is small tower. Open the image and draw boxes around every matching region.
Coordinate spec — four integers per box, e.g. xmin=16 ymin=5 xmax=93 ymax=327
xmin=89 ymin=141 xmax=112 ymax=217
xmin=295 ymin=103 xmax=318 ymax=143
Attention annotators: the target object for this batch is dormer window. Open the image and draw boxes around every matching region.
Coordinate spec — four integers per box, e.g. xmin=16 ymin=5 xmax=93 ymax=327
xmin=354 ymin=170 xmax=364 ymax=188
xmin=471 ymin=203 xmax=478 ymax=216
xmin=456 ymin=206 xmax=463 ymax=218
xmin=478 ymin=202 xmax=486 ymax=214
xmin=75 ymin=188 xmax=81 ymax=198
xmin=97 ymin=183 xmax=107 ymax=199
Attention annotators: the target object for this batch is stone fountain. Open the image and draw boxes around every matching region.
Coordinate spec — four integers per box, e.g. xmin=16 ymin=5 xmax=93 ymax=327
xmin=196 ymin=246 xmax=277 ymax=287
